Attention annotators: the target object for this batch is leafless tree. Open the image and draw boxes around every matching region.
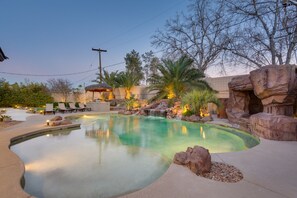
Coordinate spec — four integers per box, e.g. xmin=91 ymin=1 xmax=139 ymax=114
xmin=224 ymin=0 xmax=297 ymax=68
xmin=47 ymin=78 xmax=72 ymax=102
xmin=152 ymin=0 xmax=231 ymax=72
xmin=142 ymin=51 xmax=161 ymax=85
xmin=72 ymin=85 xmax=83 ymax=102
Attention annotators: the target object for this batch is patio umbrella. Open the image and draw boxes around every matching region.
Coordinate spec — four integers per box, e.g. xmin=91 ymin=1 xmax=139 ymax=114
xmin=85 ymin=82 xmax=112 ymax=100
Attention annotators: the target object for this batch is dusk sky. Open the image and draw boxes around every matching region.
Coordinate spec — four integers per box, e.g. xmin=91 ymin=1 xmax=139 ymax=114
xmin=0 ymin=0 xmax=248 ymax=87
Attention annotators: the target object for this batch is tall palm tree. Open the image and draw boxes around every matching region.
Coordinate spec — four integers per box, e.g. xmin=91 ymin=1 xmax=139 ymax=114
xmin=116 ymin=71 xmax=141 ymax=99
xmin=148 ymin=56 xmax=211 ymax=101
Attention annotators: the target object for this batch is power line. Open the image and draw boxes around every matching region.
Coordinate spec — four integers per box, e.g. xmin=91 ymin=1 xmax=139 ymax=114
xmin=72 ymin=73 xmax=95 ymax=85
xmin=103 ymin=62 xmax=124 ymax=69
xmin=0 ymin=69 xmax=97 ymax=77
xmin=0 ymin=62 xmax=125 ymax=77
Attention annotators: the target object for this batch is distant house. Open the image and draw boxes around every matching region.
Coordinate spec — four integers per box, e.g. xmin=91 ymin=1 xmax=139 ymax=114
xmin=205 ymin=75 xmax=238 ymax=98
xmin=0 ymin=48 xmax=8 ymax=62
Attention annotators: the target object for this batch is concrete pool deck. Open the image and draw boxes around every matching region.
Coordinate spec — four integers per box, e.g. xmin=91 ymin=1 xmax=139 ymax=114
xmin=0 ymin=113 xmax=297 ymax=198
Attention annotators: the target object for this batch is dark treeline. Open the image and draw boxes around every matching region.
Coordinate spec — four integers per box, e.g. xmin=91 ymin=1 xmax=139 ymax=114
xmin=0 ymin=78 xmax=53 ymax=107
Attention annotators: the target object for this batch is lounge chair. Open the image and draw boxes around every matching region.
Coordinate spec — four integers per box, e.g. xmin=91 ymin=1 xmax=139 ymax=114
xmin=69 ymin=102 xmax=84 ymax=112
xmin=58 ymin=103 xmax=72 ymax=113
xmin=79 ymin=103 xmax=91 ymax=111
xmin=44 ymin=103 xmax=55 ymax=115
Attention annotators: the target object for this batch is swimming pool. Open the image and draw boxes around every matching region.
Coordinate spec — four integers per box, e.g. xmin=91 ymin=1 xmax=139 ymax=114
xmin=11 ymin=114 xmax=259 ymax=198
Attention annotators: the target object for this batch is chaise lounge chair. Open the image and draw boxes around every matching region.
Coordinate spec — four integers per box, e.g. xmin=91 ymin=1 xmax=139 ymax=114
xmin=69 ymin=102 xmax=84 ymax=112
xmin=79 ymin=103 xmax=91 ymax=111
xmin=58 ymin=103 xmax=72 ymax=113
xmin=44 ymin=103 xmax=55 ymax=115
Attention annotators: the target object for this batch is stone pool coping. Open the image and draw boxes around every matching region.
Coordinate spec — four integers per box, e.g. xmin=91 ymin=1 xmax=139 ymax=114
xmin=0 ymin=112 xmax=297 ymax=198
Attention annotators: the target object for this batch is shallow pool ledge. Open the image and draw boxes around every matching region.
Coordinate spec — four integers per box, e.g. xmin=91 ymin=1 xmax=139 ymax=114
xmin=0 ymin=123 xmax=80 ymax=198
xmin=10 ymin=124 xmax=81 ymax=145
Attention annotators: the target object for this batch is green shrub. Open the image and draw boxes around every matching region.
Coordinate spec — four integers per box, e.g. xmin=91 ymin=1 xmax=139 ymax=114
xmin=124 ymin=96 xmax=139 ymax=111
xmin=182 ymin=109 xmax=194 ymax=116
xmin=0 ymin=115 xmax=12 ymax=122
xmin=182 ymin=90 xmax=220 ymax=116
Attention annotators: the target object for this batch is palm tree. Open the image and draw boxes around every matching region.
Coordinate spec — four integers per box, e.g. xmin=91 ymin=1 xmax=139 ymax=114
xmin=103 ymin=70 xmax=119 ymax=87
xmin=148 ymin=56 xmax=211 ymax=101
xmin=116 ymin=71 xmax=141 ymax=99
xmin=102 ymin=70 xmax=120 ymax=99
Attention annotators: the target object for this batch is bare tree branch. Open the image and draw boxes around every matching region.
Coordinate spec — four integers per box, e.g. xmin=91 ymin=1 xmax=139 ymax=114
xmin=225 ymin=0 xmax=297 ymax=67
xmin=152 ymin=0 xmax=230 ymax=73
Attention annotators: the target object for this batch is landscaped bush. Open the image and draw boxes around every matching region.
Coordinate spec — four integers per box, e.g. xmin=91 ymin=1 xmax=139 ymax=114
xmin=0 ymin=115 xmax=12 ymax=122
xmin=182 ymin=109 xmax=194 ymax=116
xmin=181 ymin=90 xmax=220 ymax=116
xmin=124 ymin=96 xmax=140 ymax=111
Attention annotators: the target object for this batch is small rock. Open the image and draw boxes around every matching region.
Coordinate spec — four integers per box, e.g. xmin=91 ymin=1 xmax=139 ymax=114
xmin=124 ymin=111 xmax=133 ymax=115
xmin=201 ymin=116 xmax=213 ymax=122
xmin=181 ymin=115 xmax=201 ymax=122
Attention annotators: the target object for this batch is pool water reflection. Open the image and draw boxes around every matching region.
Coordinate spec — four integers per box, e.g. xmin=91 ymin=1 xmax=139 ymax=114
xmin=11 ymin=114 xmax=259 ymax=198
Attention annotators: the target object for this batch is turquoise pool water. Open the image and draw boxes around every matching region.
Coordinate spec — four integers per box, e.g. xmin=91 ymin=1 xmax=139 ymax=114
xmin=11 ymin=114 xmax=259 ymax=198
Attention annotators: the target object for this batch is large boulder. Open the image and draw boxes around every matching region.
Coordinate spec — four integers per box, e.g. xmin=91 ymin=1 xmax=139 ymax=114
xmin=228 ymin=75 xmax=253 ymax=91
xmin=174 ymin=146 xmax=211 ymax=175
xmin=49 ymin=121 xmax=61 ymax=126
xmin=226 ymin=65 xmax=297 ymax=140
xmin=250 ymin=65 xmax=297 ymax=116
xmin=250 ymin=65 xmax=297 ymax=101
xmin=60 ymin=120 xmax=72 ymax=125
xmin=173 ymin=151 xmax=189 ymax=165
xmin=250 ymin=113 xmax=297 ymax=141
xmin=50 ymin=116 xmax=63 ymax=121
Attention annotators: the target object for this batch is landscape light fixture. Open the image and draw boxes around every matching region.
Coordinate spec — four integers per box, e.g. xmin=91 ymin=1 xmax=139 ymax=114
xmin=92 ymin=48 xmax=107 ymax=83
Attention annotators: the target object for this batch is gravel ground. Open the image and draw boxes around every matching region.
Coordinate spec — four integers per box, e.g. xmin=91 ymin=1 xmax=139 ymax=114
xmin=198 ymin=162 xmax=243 ymax=183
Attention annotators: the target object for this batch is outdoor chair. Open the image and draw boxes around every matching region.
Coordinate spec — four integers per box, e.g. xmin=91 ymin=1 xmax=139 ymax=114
xmin=79 ymin=103 xmax=91 ymax=111
xmin=44 ymin=103 xmax=55 ymax=115
xmin=69 ymin=102 xmax=84 ymax=112
xmin=58 ymin=103 xmax=72 ymax=113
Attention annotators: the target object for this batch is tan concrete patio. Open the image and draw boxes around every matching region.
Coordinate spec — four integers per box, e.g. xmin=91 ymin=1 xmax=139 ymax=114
xmin=0 ymin=113 xmax=296 ymax=198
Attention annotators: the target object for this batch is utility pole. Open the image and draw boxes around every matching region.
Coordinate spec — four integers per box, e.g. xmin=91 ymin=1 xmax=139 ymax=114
xmin=92 ymin=48 xmax=107 ymax=83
